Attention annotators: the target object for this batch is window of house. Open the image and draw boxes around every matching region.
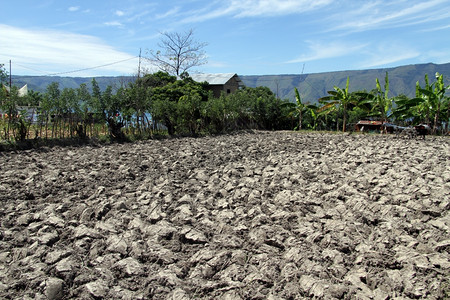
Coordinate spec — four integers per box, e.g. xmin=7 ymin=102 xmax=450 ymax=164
xmin=227 ymin=89 xmax=231 ymax=94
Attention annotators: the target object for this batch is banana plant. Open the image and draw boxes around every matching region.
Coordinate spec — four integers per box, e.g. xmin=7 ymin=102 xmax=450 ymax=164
xmin=393 ymin=83 xmax=424 ymax=122
xmin=307 ymin=103 xmax=321 ymax=130
xmin=374 ymin=72 xmax=393 ymax=124
xmin=418 ymin=72 xmax=449 ymax=133
xmin=293 ymin=87 xmax=307 ymax=130
xmin=318 ymin=76 xmax=357 ymax=132
xmin=395 ymin=73 xmax=449 ymax=132
xmin=357 ymin=72 xmax=393 ymax=132
xmin=416 ymin=74 xmax=434 ymax=125
xmin=283 ymin=87 xmax=307 ymax=130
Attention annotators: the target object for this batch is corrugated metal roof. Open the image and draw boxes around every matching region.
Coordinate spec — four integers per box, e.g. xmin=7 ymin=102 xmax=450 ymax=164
xmin=190 ymin=73 xmax=240 ymax=85
xmin=2 ymin=84 xmax=28 ymax=97
xmin=357 ymin=120 xmax=383 ymax=125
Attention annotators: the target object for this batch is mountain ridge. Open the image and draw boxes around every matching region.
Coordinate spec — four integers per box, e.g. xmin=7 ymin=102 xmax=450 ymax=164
xmin=241 ymin=62 xmax=450 ymax=103
xmin=10 ymin=62 xmax=450 ymax=103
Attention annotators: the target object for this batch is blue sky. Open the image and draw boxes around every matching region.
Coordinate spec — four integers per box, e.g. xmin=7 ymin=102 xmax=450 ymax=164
xmin=1 ymin=0 xmax=450 ymax=77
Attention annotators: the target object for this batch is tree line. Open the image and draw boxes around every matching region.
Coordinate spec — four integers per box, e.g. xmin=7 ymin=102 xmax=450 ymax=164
xmin=0 ymin=71 xmax=294 ymax=142
xmin=1 ymin=69 xmax=449 ymax=145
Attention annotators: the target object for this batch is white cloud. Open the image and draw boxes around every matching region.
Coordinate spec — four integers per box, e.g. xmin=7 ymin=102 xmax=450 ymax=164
xmin=420 ymin=23 xmax=450 ymax=32
xmin=68 ymin=6 xmax=80 ymax=12
xmin=361 ymin=52 xmax=420 ymax=68
xmin=115 ymin=10 xmax=125 ymax=17
xmin=155 ymin=7 xmax=180 ymax=20
xmin=126 ymin=10 xmax=152 ymax=23
xmin=104 ymin=21 xmax=123 ymax=27
xmin=359 ymin=44 xmax=420 ymax=68
xmin=289 ymin=39 xmax=422 ymax=70
xmin=424 ymin=49 xmax=450 ymax=64
xmin=286 ymin=41 xmax=368 ymax=64
xmin=204 ymin=55 xmax=229 ymax=69
xmin=181 ymin=0 xmax=333 ymax=23
xmin=0 ymin=24 xmax=137 ymax=76
xmin=327 ymin=0 xmax=450 ymax=32
xmin=231 ymin=0 xmax=333 ymax=17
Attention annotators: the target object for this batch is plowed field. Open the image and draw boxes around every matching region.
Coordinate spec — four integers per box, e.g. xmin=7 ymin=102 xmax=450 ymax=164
xmin=1 ymin=131 xmax=449 ymax=299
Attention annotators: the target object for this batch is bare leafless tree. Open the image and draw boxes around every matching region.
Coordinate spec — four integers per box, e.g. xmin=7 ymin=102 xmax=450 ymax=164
xmin=147 ymin=29 xmax=207 ymax=77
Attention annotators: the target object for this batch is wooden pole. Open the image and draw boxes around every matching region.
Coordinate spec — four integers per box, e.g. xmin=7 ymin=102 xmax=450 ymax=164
xmin=137 ymin=48 xmax=142 ymax=79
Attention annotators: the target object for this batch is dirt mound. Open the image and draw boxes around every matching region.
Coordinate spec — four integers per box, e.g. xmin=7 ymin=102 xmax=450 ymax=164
xmin=0 ymin=132 xmax=449 ymax=299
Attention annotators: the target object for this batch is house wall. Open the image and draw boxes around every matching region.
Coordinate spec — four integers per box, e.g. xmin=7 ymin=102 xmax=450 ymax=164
xmin=209 ymin=76 xmax=242 ymax=98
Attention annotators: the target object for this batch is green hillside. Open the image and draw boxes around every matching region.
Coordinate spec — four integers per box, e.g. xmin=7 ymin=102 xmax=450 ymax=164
xmin=10 ymin=62 xmax=450 ymax=103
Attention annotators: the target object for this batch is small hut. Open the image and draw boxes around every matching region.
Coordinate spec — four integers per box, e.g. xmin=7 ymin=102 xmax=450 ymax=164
xmin=190 ymin=73 xmax=244 ymax=98
xmin=355 ymin=120 xmax=384 ymax=132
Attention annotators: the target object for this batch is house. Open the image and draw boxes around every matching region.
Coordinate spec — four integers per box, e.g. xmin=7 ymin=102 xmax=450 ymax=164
xmin=190 ymin=73 xmax=244 ymax=98
xmin=2 ymin=84 xmax=28 ymax=97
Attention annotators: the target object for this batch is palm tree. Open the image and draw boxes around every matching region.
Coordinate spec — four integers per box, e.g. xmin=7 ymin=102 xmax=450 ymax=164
xmin=318 ymin=77 xmax=357 ymax=132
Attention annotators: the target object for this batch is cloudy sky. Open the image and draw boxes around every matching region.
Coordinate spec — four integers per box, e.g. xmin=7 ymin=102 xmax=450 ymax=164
xmin=1 ymin=0 xmax=450 ymax=77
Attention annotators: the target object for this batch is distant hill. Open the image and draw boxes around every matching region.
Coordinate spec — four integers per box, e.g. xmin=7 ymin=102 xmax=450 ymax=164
xmin=10 ymin=75 xmax=136 ymax=95
xmin=10 ymin=62 xmax=450 ymax=103
xmin=241 ymin=62 xmax=450 ymax=103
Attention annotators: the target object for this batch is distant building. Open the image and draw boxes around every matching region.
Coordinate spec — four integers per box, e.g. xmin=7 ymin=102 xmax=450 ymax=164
xmin=2 ymin=84 xmax=28 ymax=97
xmin=190 ymin=73 xmax=244 ymax=98
xmin=355 ymin=120 xmax=384 ymax=132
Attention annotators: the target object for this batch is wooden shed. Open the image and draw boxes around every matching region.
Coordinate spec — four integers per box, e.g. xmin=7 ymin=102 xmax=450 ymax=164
xmin=355 ymin=120 xmax=384 ymax=132
xmin=190 ymin=73 xmax=244 ymax=98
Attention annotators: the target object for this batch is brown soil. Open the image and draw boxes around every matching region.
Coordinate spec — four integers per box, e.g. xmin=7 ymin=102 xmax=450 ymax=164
xmin=0 ymin=131 xmax=449 ymax=299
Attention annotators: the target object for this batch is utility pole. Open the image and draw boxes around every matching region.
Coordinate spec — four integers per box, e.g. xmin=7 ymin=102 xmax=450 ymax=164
xmin=275 ymin=78 xmax=279 ymax=99
xmin=137 ymin=48 xmax=142 ymax=78
xmin=9 ymin=60 xmax=12 ymax=87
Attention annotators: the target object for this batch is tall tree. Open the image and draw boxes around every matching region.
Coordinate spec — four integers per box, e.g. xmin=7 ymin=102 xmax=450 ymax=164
xmin=148 ymin=29 xmax=207 ymax=76
xmin=100 ymin=85 xmax=126 ymax=140
xmin=150 ymin=76 xmax=208 ymax=135
xmin=91 ymin=78 xmax=104 ymax=117
xmin=44 ymin=82 xmax=61 ymax=138
xmin=76 ymin=83 xmax=92 ymax=138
